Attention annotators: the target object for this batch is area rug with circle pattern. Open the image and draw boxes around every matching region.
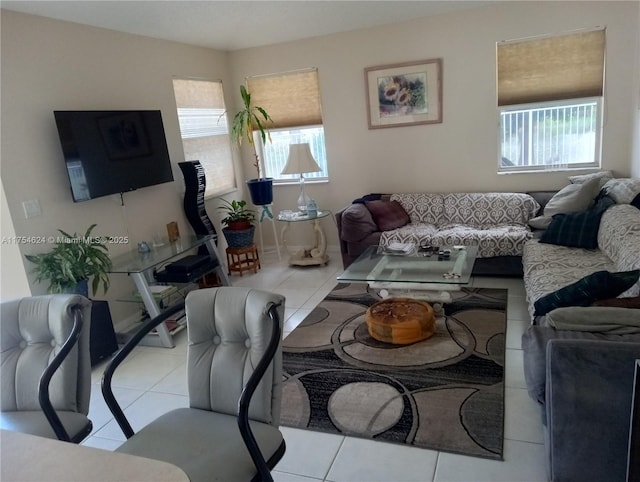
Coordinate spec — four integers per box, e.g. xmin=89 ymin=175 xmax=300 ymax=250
xmin=281 ymin=283 xmax=507 ymax=460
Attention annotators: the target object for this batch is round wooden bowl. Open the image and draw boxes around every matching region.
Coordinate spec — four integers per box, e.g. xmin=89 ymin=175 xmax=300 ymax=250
xmin=365 ymin=298 xmax=435 ymax=345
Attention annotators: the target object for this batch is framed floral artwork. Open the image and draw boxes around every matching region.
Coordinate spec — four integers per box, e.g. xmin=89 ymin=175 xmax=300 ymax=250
xmin=365 ymin=58 xmax=443 ymax=129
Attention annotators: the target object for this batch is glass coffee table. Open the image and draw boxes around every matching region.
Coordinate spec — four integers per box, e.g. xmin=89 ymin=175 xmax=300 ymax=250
xmin=337 ymin=244 xmax=478 ymax=305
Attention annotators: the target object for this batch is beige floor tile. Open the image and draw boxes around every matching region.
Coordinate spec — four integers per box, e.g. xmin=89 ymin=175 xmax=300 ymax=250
xmin=326 ymin=437 xmax=438 ymax=482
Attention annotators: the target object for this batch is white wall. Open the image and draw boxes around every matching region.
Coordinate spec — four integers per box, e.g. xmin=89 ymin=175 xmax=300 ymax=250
xmin=0 ymin=181 xmax=32 ymax=298
xmin=630 ymin=3 xmax=640 ymax=178
xmin=230 ymin=1 xmax=639 ymax=224
xmin=0 ymin=10 xmax=237 ymax=323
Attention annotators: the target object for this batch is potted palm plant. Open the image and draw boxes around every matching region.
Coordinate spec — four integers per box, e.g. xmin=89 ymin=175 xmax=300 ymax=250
xmin=24 ymin=224 xmax=112 ymax=297
xmin=218 ymin=199 xmax=256 ymax=248
xmin=230 ymin=85 xmax=274 ymax=206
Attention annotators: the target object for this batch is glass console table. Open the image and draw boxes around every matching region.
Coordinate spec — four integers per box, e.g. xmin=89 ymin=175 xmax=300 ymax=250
xmin=108 ymin=234 xmax=229 ymax=348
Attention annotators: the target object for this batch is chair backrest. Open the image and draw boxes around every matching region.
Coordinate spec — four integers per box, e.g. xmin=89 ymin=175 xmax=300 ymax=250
xmin=185 ymin=287 xmax=285 ymax=424
xmin=0 ymin=295 xmax=91 ymax=415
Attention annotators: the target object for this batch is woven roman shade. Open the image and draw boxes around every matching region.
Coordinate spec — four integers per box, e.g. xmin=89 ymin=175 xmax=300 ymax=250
xmin=173 ymin=79 xmax=236 ymax=198
xmin=497 ymin=29 xmax=605 ymax=106
xmin=246 ymin=69 xmax=322 ymax=129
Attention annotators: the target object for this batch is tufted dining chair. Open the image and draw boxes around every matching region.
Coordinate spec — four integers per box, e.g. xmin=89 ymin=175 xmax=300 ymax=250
xmin=0 ymin=294 xmax=93 ymax=443
xmin=102 ymin=286 xmax=286 ymax=482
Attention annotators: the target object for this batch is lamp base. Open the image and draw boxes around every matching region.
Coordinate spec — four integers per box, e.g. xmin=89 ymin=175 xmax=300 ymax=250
xmin=297 ymin=186 xmax=310 ymax=213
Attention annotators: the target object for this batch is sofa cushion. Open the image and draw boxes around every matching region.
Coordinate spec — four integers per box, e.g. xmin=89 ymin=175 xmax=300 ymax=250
xmin=521 ymin=325 xmax=640 ymax=405
xmin=391 ymin=193 xmax=445 ymax=225
xmin=379 ymin=223 xmax=438 ymax=249
xmin=340 ymin=203 xmax=378 ymax=242
xmin=365 ymin=200 xmax=410 ymax=231
xmin=539 ymin=194 xmax=615 ymax=249
xmin=598 ymin=204 xmax=640 ymax=297
xmin=528 ymin=178 xmax=602 ymax=230
xmin=546 ymin=306 xmax=640 ymax=334
xmin=430 ymin=224 xmax=533 ymax=257
xmin=522 ymin=239 xmax=614 ymax=317
xmin=533 ymin=269 xmax=640 ymax=316
xmin=442 ymin=192 xmax=539 ymax=228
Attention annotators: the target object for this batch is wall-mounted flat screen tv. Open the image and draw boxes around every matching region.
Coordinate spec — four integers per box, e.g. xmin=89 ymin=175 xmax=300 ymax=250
xmin=54 ymin=110 xmax=174 ymax=202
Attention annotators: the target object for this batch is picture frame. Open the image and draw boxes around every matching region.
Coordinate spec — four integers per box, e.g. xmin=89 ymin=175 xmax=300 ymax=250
xmin=365 ymin=58 xmax=442 ymax=129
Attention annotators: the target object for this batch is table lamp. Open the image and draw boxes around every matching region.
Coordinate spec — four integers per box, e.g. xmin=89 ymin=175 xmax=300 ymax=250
xmin=281 ymin=143 xmax=321 ymax=213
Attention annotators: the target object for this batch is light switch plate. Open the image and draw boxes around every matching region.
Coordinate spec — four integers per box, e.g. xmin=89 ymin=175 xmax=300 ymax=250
xmin=22 ymin=199 xmax=42 ymax=218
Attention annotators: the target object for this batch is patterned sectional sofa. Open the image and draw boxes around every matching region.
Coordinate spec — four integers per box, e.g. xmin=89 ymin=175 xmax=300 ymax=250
xmin=521 ymin=202 xmax=640 ymax=482
xmin=336 ymin=192 xmax=540 ymax=274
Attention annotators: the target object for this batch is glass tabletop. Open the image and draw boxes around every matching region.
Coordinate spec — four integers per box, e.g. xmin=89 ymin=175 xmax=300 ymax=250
xmin=337 ymin=245 xmax=478 ymax=285
xmin=277 ymin=210 xmax=331 ymax=222
xmin=109 ymin=234 xmax=216 ymax=274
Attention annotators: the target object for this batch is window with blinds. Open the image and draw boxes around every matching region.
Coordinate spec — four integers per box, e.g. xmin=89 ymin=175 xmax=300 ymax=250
xmin=172 ymin=79 xmax=236 ymax=197
xmin=497 ymin=28 xmax=605 ymax=172
xmin=247 ymin=69 xmax=328 ymax=183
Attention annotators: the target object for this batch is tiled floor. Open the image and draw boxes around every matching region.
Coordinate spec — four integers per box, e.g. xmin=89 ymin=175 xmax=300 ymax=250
xmin=83 ymin=247 xmax=547 ymax=481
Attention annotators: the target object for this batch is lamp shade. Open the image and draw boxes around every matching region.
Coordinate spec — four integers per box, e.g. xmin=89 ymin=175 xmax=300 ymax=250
xmin=281 ymin=143 xmax=321 ymax=175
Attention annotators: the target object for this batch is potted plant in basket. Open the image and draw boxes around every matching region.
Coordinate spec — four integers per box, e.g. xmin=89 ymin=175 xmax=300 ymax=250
xmin=24 ymin=224 xmax=112 ymax=298
xmin=218 ymin=199 xmax=257 ymax=248
xmin=230 ymin=84 xmax=274 ymax=206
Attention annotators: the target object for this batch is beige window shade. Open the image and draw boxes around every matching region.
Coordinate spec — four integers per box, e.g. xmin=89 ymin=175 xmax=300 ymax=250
xmin=246 ymin=69 xmax=322 ymax=129
xmin=173 ymin=79 xmax=236 ymax=198
xmin=497 ymin=29 xmax=605 ymax=106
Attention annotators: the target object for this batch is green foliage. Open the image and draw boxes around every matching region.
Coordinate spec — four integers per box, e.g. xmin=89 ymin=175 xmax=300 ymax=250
xmin=24 ymin=224 xmax=112 ymax=295
xmin=217 ymin=199 xmax=256 ymax=227
xmin=230 ymin=84 xmax=273 ymax=180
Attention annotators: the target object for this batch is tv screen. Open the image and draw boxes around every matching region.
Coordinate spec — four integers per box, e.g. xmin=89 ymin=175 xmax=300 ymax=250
xmin=54 ymin=110 xmax=174 ymax=202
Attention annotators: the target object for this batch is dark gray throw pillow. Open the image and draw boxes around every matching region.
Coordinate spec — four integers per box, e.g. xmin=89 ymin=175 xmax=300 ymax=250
xmin=539 ymin=194 xmax=615 ymax=249
xmin=533 ymin=269 xmax=640 ymax=316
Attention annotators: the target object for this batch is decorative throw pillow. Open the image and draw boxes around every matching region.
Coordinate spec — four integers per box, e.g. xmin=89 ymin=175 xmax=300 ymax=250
xmin=528 ymin=177 xmax=602 ymax=230
xmin=365 ymin=200 xmax=410 ymax=231
xmin=568 ymin=170 xmax=613 ymax=186
xmin=539 ymin=194 xmax=615 ymax=248
xmin=632 ymin=193 xmax=640 ymax=210
xmin=533 ymin=269 xmax=640 ymax=316
xmin=602 ymin=178 xmax=640 ymax=204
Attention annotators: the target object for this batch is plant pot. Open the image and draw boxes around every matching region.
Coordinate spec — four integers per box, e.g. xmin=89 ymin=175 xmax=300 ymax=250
xmin=222 ymin=226 xmax=255 ymax=248
xmin=227 ymin=220 xmax=252 ymax=231
xmin=246 ymin=178 xmax=273 ymax=206
xmin=63 ymin=279 xmax=89 ymax=298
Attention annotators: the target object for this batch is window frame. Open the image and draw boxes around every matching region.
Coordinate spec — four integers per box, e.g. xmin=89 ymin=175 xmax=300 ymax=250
xmin=254 ymin=124 xmax=329 ymax=185
xmin=497 ymin=96 xmax=603 ymax=174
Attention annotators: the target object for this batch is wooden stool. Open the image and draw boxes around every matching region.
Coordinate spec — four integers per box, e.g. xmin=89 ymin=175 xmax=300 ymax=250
xmin=226 ymin=244 xmax=260 ymax=276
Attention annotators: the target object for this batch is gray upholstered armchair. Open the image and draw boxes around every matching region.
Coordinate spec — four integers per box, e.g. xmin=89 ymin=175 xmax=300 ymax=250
xmin=0 ymin=294 xmax=93 ymax=443
xmin=102 ymin=287 xmax=286 ymax=482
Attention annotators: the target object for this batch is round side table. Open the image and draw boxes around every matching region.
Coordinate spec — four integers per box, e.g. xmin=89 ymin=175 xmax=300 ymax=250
xmin=276 ymin=210 xmax=331 ymax=266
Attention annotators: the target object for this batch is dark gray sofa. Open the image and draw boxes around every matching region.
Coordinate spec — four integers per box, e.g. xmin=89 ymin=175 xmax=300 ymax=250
xmin=521 ymin=191 xmax=640 ymax=481
xmin=522 ymin=327 xmax=640 ymax=481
